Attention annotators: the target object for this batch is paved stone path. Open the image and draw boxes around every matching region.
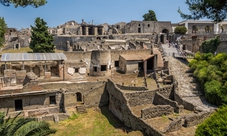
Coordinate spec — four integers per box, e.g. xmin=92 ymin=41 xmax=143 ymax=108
xmin=161 ymin=43 xmax=217 ymax=111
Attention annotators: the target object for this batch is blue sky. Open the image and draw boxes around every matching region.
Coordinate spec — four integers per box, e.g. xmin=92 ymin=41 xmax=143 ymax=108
xmin=0 ymin=0 xmax=190 ymax=29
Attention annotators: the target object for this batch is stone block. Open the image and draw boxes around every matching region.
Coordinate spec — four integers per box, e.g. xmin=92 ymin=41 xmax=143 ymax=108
xmin=44 ymin=72 xmax=51 ymax=79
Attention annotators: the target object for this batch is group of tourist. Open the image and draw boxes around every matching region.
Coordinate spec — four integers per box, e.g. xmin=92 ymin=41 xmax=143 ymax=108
xmin=166 ymin=40 xmax=178 ymax=48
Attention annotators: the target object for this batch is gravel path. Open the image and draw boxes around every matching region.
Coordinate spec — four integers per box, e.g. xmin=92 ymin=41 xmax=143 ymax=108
xmin=161 ymin=43 xmax=217 ymax=111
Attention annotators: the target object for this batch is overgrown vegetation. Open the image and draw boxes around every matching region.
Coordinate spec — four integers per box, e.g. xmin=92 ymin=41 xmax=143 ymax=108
xmin=174 ymin=26 xmax=187 ymax=34
xmin=201 ymin=36 xmax=220 ymax=53
xmin=195 ymin=106 xmax=227 ymax=136
xmin=189 ymin=52 xmax=227 ymax=106
xmin=30 ymin=17 xmax=55 ymax=53
xmin=0 ymin=112 xmax=56 ymax=136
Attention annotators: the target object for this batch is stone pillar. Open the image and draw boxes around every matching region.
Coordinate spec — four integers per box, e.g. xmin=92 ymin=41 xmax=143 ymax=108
xmin=79 ymin=27 xmax=82 ymax=35
xmin=101 ymin=27 xmax=104 ymax=35
xmin=85 ymin=27 xmax=89 ymax=35
xmin=39 ymin=65 xmax=45 ymax=76
xmin=143 ymin=60 xmax=147 ymax=78
xmin=93 ymin=27 xmax=98 ymax=35
xmin=154 ymin=55 xmax=157 ymax=70
xmin=18 ymin=43 xmax=20 ymax=50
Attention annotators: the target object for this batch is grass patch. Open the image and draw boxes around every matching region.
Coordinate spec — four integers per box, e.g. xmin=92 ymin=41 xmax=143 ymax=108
xmin=50 ymin=107 xmax=143 ymax=136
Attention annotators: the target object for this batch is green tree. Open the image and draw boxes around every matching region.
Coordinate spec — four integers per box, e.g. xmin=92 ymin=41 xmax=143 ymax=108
xmin=30 ymin=17 xmax=55 ymax=53
xmin=0 ymin=112 xmax=56 ymax=136
xmin=0 ymin=17 xmax=7 ymax=47
xmin=196 ymin=106 xmax=227 ymax=136
xmin=178 ymin=0 xmax=227 ymax=22
xmin=0 ymin=0 xmax=46 ymax=8
xmin=201 ymin=36 xmax=220 ymax=53
xmin=143 ymin=10 xmax=157 ymax=21
xmin=189 ymin=52 xmax=227 ymax=105
xmin=174 ymin=26 xmax=187 ymax=34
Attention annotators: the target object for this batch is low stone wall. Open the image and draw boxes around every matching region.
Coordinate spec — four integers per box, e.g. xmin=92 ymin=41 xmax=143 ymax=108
xmin=164 ymin=118 xmax=183 ymax=133
xmin=172 ymin=76 xmax=195 ymax=111
xmin=38 ymin=113 xmax=70 ymax=122
xmin=156 ymin=85 xmax=172 ymax=98
xmin=174 ymin=88 xmax=195 ymax=111
xmin=184 ymin=111 xmax=213 ymax=127
xmin=164 ymin=111 xmax=213 ymax=133
xmin=124 ymin=90 xmax=156 ymax=107
xmin=107 ymin=79 xmax=163 ymax=136
xmin=116 ymin=84 xmax=148 ymax=91
xmin=153 ymin=92 xmax=183 ymax=113
xmin=141 ymin=105 xmax=173 ymax=119
xmin=26 ymin=106 xmax=59 ymax=117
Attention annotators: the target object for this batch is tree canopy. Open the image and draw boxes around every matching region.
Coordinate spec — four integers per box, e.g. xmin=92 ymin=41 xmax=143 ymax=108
xmin=0 ymin=17 xmax=7 ymax=47
xmin=30 ymin=17 xmax=55 ymax=53
xmin=178 ymin=0 xmax=227 ymax=22
xmin=0 ymin=0 xmax=46 ymax=8
xmin=174 ymin=26 xmax=187 ymax=34
xmin=143 ymin=10 xmax=157 ymax=21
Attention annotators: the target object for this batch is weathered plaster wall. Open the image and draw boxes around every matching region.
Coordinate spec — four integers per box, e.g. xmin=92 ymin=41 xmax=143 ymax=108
xmin=124 ymin=21 xmax=172 ymax=34
xmin=0 ymin=92 xmax=62 ymax=113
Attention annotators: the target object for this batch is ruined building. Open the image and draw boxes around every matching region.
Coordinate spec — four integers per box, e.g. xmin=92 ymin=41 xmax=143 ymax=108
xmin=0 ymin=19 xmax=219 ymax=135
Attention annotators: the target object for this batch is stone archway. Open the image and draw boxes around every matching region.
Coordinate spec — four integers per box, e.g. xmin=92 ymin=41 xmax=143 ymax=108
xmin=162 ymin=29 xmax=169 ymax=36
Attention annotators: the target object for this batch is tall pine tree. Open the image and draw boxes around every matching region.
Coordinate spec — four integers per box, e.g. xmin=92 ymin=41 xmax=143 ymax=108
xmin=30 ymin=17 xmax=55 ymax=53
xmin=0 ymin=17 xmax=7 ymax=47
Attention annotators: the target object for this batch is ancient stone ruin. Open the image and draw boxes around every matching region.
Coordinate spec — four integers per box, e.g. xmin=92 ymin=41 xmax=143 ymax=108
xmin=0 ymin=20 xmax=220 ymax=135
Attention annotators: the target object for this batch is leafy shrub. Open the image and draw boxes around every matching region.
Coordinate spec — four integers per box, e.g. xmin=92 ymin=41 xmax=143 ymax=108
xmin=196 ymin=106 xmax=227 ymax=136
xmin=174 ymin=26 xmax=187 ymax=34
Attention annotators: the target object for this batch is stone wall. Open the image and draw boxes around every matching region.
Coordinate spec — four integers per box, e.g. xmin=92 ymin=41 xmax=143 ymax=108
xmin=164 ymin=111 xmax=213 ymax=133
xmin=188 ymin=23 xmax=214 ymax=34
xmin=40 ymin=81 xmax=108 ymax=108
xmin=107 ymin=79 xmax=163 ymax=136
xmin=124 ymin=90 xmax=156 ymax=107
xmin=153 ymin=92 xmax=183 ymax=113
xmin=0 ymin=91 xmax=62 ymax=113
xmin=184 ymin=111 xmax=213 ymax=127
xmin=141 ymin=105 xmax=173 ymax=119
xmin=116 ymin=84 xmax=148 ymax=91
xmin=124 ymin=21 xmax=172 ymax=34
xmin=172 ymin=76 xmax=195 ymax=111
xmin=156 ymin=85 xmax=172 ymax=98
xmin=64 ymin=49 xmax=152 ymax=75
xmin=217 ymin=41 xmax=227 ymax=53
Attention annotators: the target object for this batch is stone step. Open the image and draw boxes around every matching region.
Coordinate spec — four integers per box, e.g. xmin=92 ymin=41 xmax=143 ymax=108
xmin=76 ymin=105 xmax=87 ymax=114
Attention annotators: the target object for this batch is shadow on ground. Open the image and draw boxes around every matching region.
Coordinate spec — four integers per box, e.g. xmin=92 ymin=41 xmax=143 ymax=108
xmin=99 ymin=106 xmax=142 ymax=134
